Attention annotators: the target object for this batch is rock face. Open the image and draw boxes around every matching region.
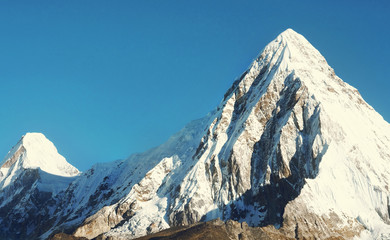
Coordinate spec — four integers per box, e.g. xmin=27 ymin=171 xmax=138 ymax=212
xmin=1 ymin=29 xmax=390 ymax=240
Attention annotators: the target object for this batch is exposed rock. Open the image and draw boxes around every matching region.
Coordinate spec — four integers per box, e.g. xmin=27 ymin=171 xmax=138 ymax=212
xmin=50 ymin=233 xmax=88 ymax=240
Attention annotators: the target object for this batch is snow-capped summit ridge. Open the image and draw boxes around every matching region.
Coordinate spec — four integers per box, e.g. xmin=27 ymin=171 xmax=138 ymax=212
xmin=262 ymin=28 xmax=326 ymax=69
xmin=22 ymin=132 xmax=50 ymax=144
xmin=277 ymin=28 xmax=307 ymax=40
xmin=1 ymin=132 xmax=79 ymax=178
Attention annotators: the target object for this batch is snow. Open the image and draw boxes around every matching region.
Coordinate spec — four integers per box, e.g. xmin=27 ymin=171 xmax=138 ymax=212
xmin=37 ymin=169 xmax=78 ymax=195
xmin=20 ymin=133 xmax=80 ymax=176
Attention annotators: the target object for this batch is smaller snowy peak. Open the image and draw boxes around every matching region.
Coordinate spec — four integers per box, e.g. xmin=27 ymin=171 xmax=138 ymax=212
xmin=1 ymin=133 xmax=80 ymax=178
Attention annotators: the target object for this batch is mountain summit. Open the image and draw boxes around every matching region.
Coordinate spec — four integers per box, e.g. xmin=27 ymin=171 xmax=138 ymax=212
xmin=1 ymin=132 xmax=79 ymax=184
xmin=2 ymin=29 xmax=390 ymax=240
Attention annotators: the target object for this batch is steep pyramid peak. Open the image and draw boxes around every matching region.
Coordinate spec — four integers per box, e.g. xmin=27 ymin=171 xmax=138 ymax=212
xmin=1 ymin=132 xmax=80 ymax=178
xmin=274 ymin=28 xmax=311 ymax=46
xmin=265 ymin=28 xmax=324 ymax=62
xmin=278 ymin=28 xmax=300 ymax=38
xmin=239 ymin=28 xmax=335 ymax=99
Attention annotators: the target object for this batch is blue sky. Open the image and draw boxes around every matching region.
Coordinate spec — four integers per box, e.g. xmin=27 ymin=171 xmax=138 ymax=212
xmin=0 ymin=1 xmax=389 ymax=171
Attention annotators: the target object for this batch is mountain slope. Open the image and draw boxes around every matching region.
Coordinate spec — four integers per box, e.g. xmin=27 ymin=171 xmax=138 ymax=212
xmin=63 ymin=29 xmax=390 ymax=239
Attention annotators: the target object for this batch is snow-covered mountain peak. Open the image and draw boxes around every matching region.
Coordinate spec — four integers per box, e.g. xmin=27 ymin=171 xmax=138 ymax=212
xmin=21 ymin=132 xmax=60 ymax=153
xmin=239 ymin=28 xmax=368 ymax=114
xmin=264 ymin=28 xmax=325 ymax=70
xmin=0 ymin=132 xmax=79 ymax=181
xmin=276 ymin=28 xmax=306 ymax=43
xmin=278 ymin=28 xmax=297 ymax=36
xmin=21 ymin=132 xmax=54 ymax=149
xmin=0 ymin=133 xmax=80 ymax=238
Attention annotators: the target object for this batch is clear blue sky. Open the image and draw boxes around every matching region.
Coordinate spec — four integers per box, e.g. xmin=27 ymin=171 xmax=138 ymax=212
xmin=0 ymin=1 xmax=389 ymax=171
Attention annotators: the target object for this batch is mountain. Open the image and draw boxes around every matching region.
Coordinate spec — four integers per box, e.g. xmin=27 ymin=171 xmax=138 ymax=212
xmin=0 ymin=133 xmax=80 ymax=239
xmin=2 ymin=29 xmax=390 ymax=240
